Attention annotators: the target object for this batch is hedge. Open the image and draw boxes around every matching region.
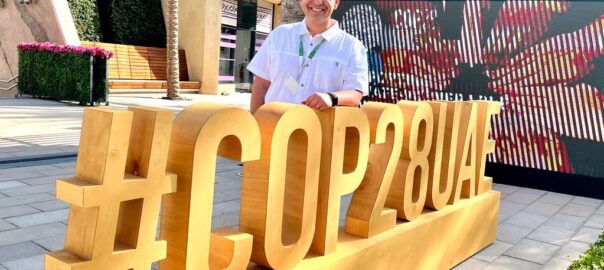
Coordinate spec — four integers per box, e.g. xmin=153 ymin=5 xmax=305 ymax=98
xmin=569 ymin=230 xmax=604 ymax=269
xmin=110 ymin=0 xmax=166 ymax=47
xmin=17 ymin=42 xmax=112 ymax=105
xmin=66 ymin=0 xmax=103 ymax=42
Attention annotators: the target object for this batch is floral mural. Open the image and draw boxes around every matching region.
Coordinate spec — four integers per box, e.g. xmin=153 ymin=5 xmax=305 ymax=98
xmin=335 ymin=0 xmax=604 ymax=177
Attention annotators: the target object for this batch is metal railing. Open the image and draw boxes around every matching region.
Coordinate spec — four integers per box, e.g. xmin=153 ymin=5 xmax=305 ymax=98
xmin=0 ymin=75 xmax=19 ymax=93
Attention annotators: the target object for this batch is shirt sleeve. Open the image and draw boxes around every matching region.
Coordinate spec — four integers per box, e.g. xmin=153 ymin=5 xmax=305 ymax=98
xmin=342 ymin=41 xmax=369 ymax=95
xmin=247 ymin=30 xmax=274 ymax=81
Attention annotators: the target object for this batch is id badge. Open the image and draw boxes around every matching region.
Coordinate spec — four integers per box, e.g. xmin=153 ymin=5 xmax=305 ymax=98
xmin=285 ymin=76 xmax=299 ymax=96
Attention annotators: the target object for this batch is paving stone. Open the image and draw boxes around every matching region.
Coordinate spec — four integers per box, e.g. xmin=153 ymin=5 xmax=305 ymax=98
xmin=214 ymin=191 xmax=241 ymax=203
xmin=33 ymin=234 xmax=65 ymax=251
xmin=19 ymin=175 xmax=65 ymax=186
xmin=492 ymin=184 xmax=520 ymax=198
xmin=499 ymin=201 xmax=526 ymax=216
xmin=559 ymin=203 xmax=598 ymax=218
xmin=504 ymin=238 xmax=560 ymax=264
xmin=0 ymin=242 xmax=46 ymax=262
xmin=212 ymin=212 xmax=239 ymax=229
xmin=483 ymin=256 xmax=540 ymax=270
xmin=212 ymin=200 xmax=241 ymax=216
xmin=214 ymin=180 xmax=242 ymax=193
xmin=0 ymin=181 xmax=27 ymax=190
xmin=505 ymin=212 xmax=549 ymax=229
xmin=0 ymin=166 xmax=56 ymax=176
xmin=0 ymin=193 xmax=56 ymax=208
xmin=572 ymin=227 xmax=602 ymax=244
xmin=38 ymin=167 xmax=75 ymax=177
xmin=5 ymin=209 xmax=68 ymax=227
xmin=51 ymin=162 xmax=76 ymax=169
xmin=504 ymin=189 xmax=544 ymax=205
xmin=498 ymin=211 xmax=512 ymax=224
xmin=554 ymin=241 xmax=590 ymax=262
xmin=0 ymin=184 xmax=54 ymax=197
xmin=538 ymin=192 xmax=574 ymax=206
xmin=0 ymin=206 xmax=40 ymax=219
xmin=527 ymin=225 xmax=575 ymax=246
xmin=473 ymin=241 xmax=513 ymax=262
xmin=0 ymin=220 xmax=16 ymax=232
xmin=585 ymin=214 xmax=604 ymax=229
xmin=0 ymin=222 xmax=66 ymax=247
xmin=541 ymin=257 xmax=573 ymax=270
xmin=1 ymin=255 xmax=43 ymax=270
xmin=545 ymin=213 xmax=588 ymax=231
xmin=0 ymin=172 xmax=44 ymax=182
xmin=496 ymin=223 xmax=534 ymax=244
xmin=28 ymin=201 xmax=68 ymax=212
xmin=523 ymin=201 xmax=563 ymax=217
xmin=452 ymin=258 xmax=488 ymax=270
xmin=596 ymin=205 xmax=604 ymax=215
xmin=571 ymin=196 xmax=603 ymax=207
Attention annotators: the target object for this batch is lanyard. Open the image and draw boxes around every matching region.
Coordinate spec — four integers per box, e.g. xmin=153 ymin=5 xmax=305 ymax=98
xmin=297 ymin=36 xmax=326 ymax=81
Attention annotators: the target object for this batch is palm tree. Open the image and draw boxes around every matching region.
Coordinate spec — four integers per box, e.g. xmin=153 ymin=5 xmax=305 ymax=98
xmin=281 ymin=0 xmax=305 ymax=24
xmin=165 ymin=0 xmax=180 ymax=99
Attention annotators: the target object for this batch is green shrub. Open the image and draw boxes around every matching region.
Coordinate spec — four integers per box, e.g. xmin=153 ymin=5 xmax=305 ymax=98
xmin=110 ymin=0 xmax=166 ymax=47
xmin=66 ymin=0 xmax=103 ymax=42
xmin=18 ymin=43 xmax=110 ymax=105
xmin=569 ymin=229 xmax=604 ymax=270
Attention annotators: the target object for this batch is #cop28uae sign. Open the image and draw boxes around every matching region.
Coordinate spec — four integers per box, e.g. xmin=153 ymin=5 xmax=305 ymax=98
xmin=45 ymin=100 xmax=501 ymax=270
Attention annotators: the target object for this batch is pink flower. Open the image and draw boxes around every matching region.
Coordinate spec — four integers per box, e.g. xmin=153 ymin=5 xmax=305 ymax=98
xmin=17 ymin=42 xmax=113 ymax=59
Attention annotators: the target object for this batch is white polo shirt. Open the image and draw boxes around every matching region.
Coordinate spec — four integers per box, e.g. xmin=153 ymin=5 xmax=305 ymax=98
xmin=247 ymin=20 xmax=369 ymax=104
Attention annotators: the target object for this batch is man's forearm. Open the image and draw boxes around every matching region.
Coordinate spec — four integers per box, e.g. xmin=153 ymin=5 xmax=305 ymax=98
xmin=250 ymin=89 xmax=265 ymax=114
xmin=333 ymin=90 xmax=364 ymax=107
xmin=250 ymin=77 xmax=270 ymax=113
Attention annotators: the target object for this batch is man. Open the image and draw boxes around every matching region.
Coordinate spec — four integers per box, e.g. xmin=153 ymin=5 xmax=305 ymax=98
xmin=247 ymin=0 xmax=368 ymax=113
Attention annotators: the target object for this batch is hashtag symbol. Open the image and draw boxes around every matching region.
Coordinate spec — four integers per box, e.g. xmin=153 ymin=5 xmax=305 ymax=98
xmin=45 ymin=107 xmax=177 ymax=270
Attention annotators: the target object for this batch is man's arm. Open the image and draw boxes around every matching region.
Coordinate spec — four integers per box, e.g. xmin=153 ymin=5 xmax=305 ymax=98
xmin=250 ymin=76 xmax=271 ymax=113
xmin=302 ymin=90 xmax=362 ymax=111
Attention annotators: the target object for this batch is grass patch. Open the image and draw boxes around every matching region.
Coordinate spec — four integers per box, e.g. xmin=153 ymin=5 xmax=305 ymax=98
xmin=569 ymin=229 xmax=604 ymax=269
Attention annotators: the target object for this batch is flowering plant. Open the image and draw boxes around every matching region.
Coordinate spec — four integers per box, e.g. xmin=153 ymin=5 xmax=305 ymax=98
xmin=18 ymin=42 xmax=113 ymax=59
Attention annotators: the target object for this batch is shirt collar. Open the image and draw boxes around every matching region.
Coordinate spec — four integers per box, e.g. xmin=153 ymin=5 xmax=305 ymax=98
xmin=298 ymin=19 xmax=341 ymax=42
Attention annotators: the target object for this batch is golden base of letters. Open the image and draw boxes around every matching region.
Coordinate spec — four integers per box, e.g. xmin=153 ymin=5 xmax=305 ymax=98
xmin=45 ymin=100 xmax=501 ymax=270
xmin=248 ymin=191 xmax=499 ymax=270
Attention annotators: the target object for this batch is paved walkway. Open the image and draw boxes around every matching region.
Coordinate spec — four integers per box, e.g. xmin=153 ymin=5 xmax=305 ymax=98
xmin=0 ymin=95 xmax=602 ymax=269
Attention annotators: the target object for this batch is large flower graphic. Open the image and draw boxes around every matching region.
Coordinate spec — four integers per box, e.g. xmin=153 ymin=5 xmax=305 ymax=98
xmin=338 ymin=0 xmax=604 ymax=175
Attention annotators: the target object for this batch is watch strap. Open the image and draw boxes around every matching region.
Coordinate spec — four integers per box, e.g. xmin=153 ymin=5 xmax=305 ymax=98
xmin=327 ymin=92 xmax=338 ymax=106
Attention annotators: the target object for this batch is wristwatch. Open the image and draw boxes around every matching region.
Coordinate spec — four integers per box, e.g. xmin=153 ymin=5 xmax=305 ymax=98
xmin=327 ymin=92 xmax=338 ymax=106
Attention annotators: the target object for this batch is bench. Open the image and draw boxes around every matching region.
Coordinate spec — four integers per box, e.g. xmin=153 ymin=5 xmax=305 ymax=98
xmin=81 ymin=42 xmax=201 ymax=91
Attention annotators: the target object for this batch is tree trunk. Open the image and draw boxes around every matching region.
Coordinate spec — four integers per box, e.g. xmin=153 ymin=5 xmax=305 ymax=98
xmin=166 ymin=0 xmax=180 ymax=98
xmin=281 ymin=0 xmax=304 ymax=24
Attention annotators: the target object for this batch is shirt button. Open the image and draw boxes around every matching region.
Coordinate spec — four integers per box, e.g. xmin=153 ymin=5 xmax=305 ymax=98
xmin=310 ymin=43 xmax=314 ymax=46
xmin=301 ymin=84 xmax=305 ymax=87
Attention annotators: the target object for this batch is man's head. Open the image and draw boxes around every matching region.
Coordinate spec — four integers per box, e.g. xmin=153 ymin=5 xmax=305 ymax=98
xmin=300 ymin=0 xmax=340 ymax=25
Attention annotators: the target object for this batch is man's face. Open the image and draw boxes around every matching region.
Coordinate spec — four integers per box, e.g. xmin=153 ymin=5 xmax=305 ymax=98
xmin=300 ymin=0 xmax=340 ymax=23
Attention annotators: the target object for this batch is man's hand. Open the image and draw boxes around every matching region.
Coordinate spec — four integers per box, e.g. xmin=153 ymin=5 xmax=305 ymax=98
xmin=302 ymin=92 xmax=333 ymax=111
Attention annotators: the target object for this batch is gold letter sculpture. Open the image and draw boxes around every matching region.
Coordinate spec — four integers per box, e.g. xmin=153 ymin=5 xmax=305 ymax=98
xmin=160 ymin=103 xmax=259 ymax=270
xmin=475 ymin=101 xmax=502 ymax=195
xmin=345 ymin=102 xmax=403 ymax=238
xmin=312 ymin=107 xmax=370 ymax=255
xmin=425 ymin=101 xmax=455 ymax=210
xmin=45 ymin=107 xmax=177 ymax=269
xmin=386 ymin=101 xmax=434 ymax=221
xmin=240 ymin=103 xmax=322 ymax=269
xmin=449 ymin=102 xmax=478 ymax=204
xmin=44 ymin=101 xmax=503 ymax=270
